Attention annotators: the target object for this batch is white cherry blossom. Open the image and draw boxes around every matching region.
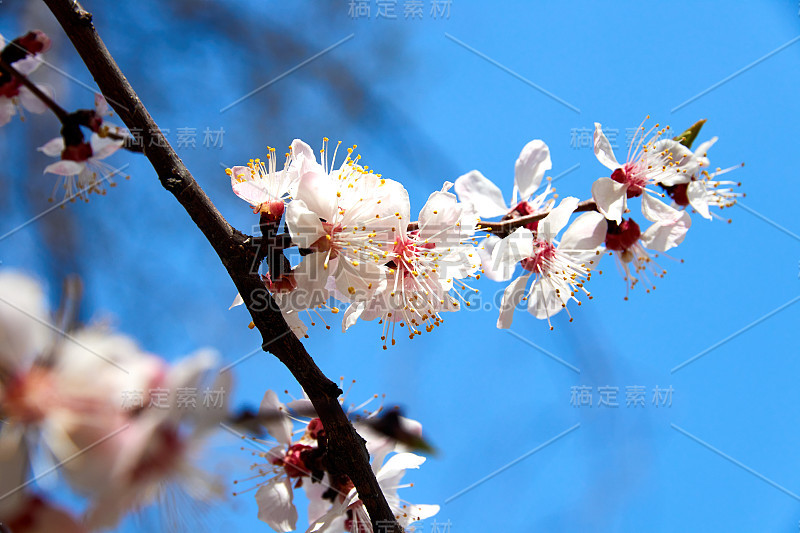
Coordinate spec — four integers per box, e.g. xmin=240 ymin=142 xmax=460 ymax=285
xmin=591 ymin=121 xmax=693 ymax=224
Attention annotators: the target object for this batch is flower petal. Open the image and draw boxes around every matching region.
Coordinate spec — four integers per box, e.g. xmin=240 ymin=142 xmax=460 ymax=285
xmin=539 ymin=196 xmax=579 ymax=242
xmin=642 ymin=192 xmax=681 ymax=224
xmin=89 ymin=134 xmax=123 ymax=160
xmin=453 ymin=170 xmax=508 ymax=218
xmin=514 ymin=139 xmax=551 ymax=200
xmin=285 ymin=200 xmax=326 ymax=249
xmin=260 ymin=390 xmax=293 ymax=446
xmin=496 ymin=274 xmax=530 ymax=329
xmin=693 ymin=136 xmax=717 ymax=168
xmin=255 ymin=477 xmax=298 ymax=532
xmin=295 ymin=168 xmax=336 ymax=221
xmin=477 ymin=235 xmax=508 ymax=281
xmin=641 ymin=211 xmax=691 ymax=252
xmin=44 ymin=160 xmax=84 ymax=176
xmin=527 ymin=278 xmax=569 ymax=320
xmin=687 ymin=181 xmax=711 ymax=220
xmin=559 ymin=211 xmax=607 ymax=260
xmin=593 ymin=123 xmax=619 ymax=170
xmin=591 ymin=177 xmax=626 ymax=223
xmin=38 ymin=137 xmax=65 ymax=157
xmin=490 ymin=228 xmax=534 ymax=281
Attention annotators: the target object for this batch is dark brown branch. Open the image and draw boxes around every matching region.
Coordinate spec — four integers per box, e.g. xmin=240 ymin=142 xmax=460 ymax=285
xmin=41 ymin=1 xmax=403 ymax=530
xmin=479 ymin=199 xmax=598 ymax=237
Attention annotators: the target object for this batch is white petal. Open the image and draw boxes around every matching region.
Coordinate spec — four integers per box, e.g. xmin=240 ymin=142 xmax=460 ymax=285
xmin=13 ymin=55 xmax=42 ymax=77
xmin=228 ymin=293 xmax=244 ymax=309
xmin=232 ymin=180 xmax=273 ymax=206
xmin=591 ymin=177 xmax=626 ymax=223
xmin=417 ymin=190 xmax=463 ymax=241
xmin=89 ymin=133 xmax=123 ymax=160
xmin=0 ymin=272 xmax=53 ymax=373
xmin=403 ymin=504 xmax=440 ymax=524
xmin=527 ymin=279 xmax=569 ymax=320
xmin=0 ymin=99 xmax=16 ymax=126
xmin=38 ymin=137 xmax=65 ymax=157
xmin=593 ymin=123 xmax=619 ymax=170
xmin=478 ymin=235 xmax=509 ymax=282
xmin=295 ymin=169 xmax=336 ymax=221
xmin=95 ymin=93 xmax=111 ymax=116
xmin=687 ymin=181 xmax=711 ymax=220
xmin=44 ymin=160 xmax=84 ymax=176
xmin=641 ymin=192 xmax=681 ymax=223
xmin=260 ymin=390 xmax=293 ymax=446
xmin=641 ymin=212 xmax=691 ymax=252
xmin=286 ymin=200 xmax=326 ymax=249
xmin=255 ymin=477 xmax=298 ymax=532
xmin=453 ymin=170 xmax=508 ymax=218
xmin=693 ymin=136 xmax=718 ymax=168
xmin=342 ymin=302 xmax=365 ymax=332
xmin=559 ymin=211 xmax=607 ymax=257
xmin=19 ymin=85 xmax=51 ymax=114
xmin=290 ymin=138 xmax=316 ymax=168
xmin=229 ymin=166 xmax=270 ymax=206
xmin=539 ymin=196 xmax=579 ymax=242
xmin=514 ymin=139 xmax=551 ymax=200
xmin=376 ymin=452 xmax=426 ymax=487
xmin=496 ymin=274 xmax=530 ymax=329
xmin=333 ymin=258 xmax=384 ymax=303
xmin=490 ymin=228 xmax=534 ymax=280
xmin=293 ymin=253 xmax=331 ymax=301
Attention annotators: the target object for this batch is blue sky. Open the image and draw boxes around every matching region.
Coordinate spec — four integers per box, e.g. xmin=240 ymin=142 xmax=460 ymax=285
xmin=2 ymin=1 xmax=800 ymax=532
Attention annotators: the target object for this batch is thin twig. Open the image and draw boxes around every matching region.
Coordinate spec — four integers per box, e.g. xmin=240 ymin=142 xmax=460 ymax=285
xmin=0 ymin=58 xmax=70 ymax=122
xmin=479 ymin=199 xmax=599 ymax=237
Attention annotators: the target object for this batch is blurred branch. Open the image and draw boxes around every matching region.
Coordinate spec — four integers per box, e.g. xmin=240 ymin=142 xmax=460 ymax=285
xmin=41 ymin=1 xmax=403 ymax=531
xmin=0 ymin=58 xmax=69 ymax=122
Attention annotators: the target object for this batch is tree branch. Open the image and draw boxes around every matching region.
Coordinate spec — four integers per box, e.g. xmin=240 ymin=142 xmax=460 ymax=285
xmin=0 ymin=57 xmax=70 ymax=122
xmin=479 ymin=199 xmax=599 ymax=237
xmin=41 ymin=1 xmax=403 ymax=530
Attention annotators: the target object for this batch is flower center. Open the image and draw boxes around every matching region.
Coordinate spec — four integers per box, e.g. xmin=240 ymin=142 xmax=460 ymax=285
xmin=311 ymin=222 xmax=343 ymax=257
xmin=2 ymin=368 xmax=55 ymax=424
xmin=521 ymin=240 xmax=557 ymax=273
xmin=0 ymin=79 xmax=22 ymax=98
xmin=130 ymin=426 xmax=185 ymax=483
xmin=611 ymin=162 xmax=647 ymax=198
xmin=272 ymin=443 xmax=314 ymax=478
xmin=391 ymin=231 xmax=435 ymax=276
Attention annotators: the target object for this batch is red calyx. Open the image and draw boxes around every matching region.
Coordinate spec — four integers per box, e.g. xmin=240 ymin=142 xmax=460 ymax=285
xmin=604 ymin=218 xmax=641 ymax=251
xmin=667 ymin=183 xmax=690 ymax=206
xmin=307 ymin=418 xmax=325 ymax=440
xmin=61 ymin=142 xmax=93 ymax=162
xmin=511 ymin=201 xmax=540 ymax=231
xmin=17 ymin=31 xmax=52 ymax=55
xmin=280 ymin=443 xmax=313 ymax=478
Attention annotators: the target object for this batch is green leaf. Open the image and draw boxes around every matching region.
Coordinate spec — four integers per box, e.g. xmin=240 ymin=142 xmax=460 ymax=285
xmin=673 ymin=119 xmax=706 ymax=149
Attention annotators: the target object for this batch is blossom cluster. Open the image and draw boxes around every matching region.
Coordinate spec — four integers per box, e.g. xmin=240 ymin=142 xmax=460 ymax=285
xmin=229 ymin=119 xmax=741 ymax=340
xmin=229 ymin=139 xmax=481 ymax=349
xmin=1 ymin=32 xmax=128 ymax=203
xmin=240 ymin=387 xmax=438 ymax=532
xmin=0 ymin=271 xmax=231 ymax=532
